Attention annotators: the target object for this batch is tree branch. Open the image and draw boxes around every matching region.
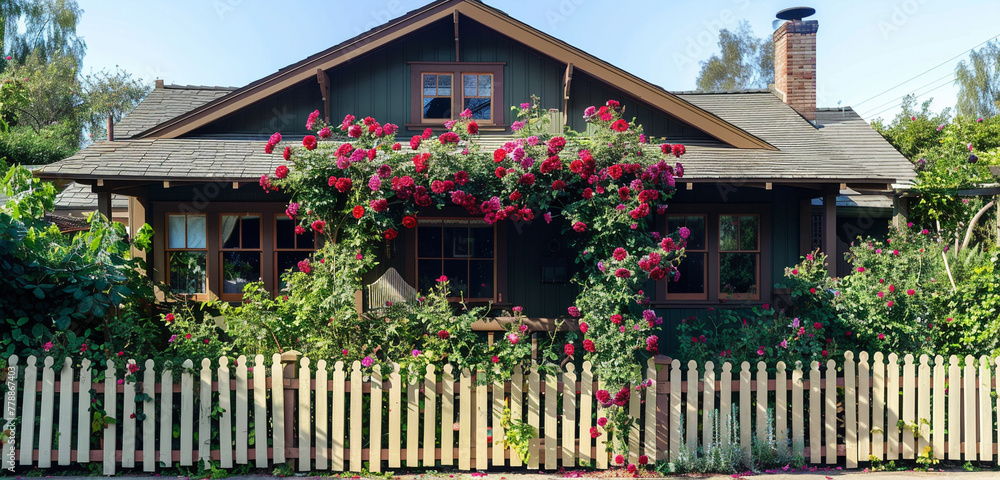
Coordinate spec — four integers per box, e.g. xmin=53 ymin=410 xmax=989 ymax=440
xmin=961 ymin=200 xmax=996 ymax=251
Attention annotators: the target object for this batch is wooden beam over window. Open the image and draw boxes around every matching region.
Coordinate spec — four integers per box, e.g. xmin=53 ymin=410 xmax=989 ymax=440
xmin=316 ymin=68 xmax=331 ymax=123
xmin=562 ymin=63 xmax=573 ymax=126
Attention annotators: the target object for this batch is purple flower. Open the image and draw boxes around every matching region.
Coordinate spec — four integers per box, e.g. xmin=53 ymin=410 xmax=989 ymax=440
xmin=511 ymin=121 xmax=525 ymax=131
xmin=412 ymin=349 xmax=422 ymax=357
xmin=543 ymin=212 xmax=552 ymax=224
xmin=368 ymin=175 xmax=381 ymax=191
xmin=512 ymin=305 xmax=523 ymax=313
xmin=362 ymin=356 xmax=374 ymax=367
xmin=679 ymin=227 xmax=691 ymax=239
xmin=584 ymin=106 xmax=596 ymax=117
xmin=520 ymin=102 xmax=531 ymax=109
xmin=526 ymin=136 xmax=539 ymax=146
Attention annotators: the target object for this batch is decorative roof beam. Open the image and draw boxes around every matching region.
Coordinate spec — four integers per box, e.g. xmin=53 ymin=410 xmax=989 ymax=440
xmin=562 ymin=63 xmax=573 ymax=126
xmin=316 ymin=68 xmax=331 ymax=123
xmin=453 ymin=10 xmax=460 ymax=62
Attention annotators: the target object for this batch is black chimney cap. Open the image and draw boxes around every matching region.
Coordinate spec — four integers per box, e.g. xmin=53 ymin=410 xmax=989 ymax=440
xmin=776 ymin=6 xmax=816 ymax=20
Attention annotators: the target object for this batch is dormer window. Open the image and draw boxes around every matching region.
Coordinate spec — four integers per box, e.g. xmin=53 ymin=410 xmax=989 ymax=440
xmin=409 ymin=62 xmax=504 ymax=128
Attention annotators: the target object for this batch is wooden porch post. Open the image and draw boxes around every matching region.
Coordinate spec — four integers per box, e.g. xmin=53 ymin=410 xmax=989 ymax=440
xmin=96 ymin=191 xmax=112 ymax=221
xmin=823 ymin=194 xmax=837 ymax=277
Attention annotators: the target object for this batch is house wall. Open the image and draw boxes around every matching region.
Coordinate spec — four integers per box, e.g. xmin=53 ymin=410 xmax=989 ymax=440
xmin=185 ymin=16 xmax=718 ymax=142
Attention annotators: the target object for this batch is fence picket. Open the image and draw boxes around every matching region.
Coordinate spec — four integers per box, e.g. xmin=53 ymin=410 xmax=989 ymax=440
xmin=917 ymin=355 xmax=931 ymax=456
xmin=425 ymin=365 xmax=438 ymax=468
xmin=932 ymin=355 xmax=945 ymax=461
xmin=316 ymin=359 xmax=329 ymax=471
xmin=441 ymin=364 xmax=455 ymax=466
xmin=775 ymin=362 xmax=787 ymax=455
xmin=825 ymin=359 xmax=837 ymax=465
xmin=58 ymin=358 xmax=73 ymax=466
xmin=702 ymin=361 xmax=716 ymax=452
xmin=253 ymin=355 xmax=267 ymax=469
xmin=756 ymin=361 xmax=767 ymax=446
xmin=578 ymin=361 xmax=593 ymax=466
xmin=2 ymin=356 xmax=18 ymax=471
xmin=595 ymin=375 xmax=607 ymax=469
xmin=527 ymin=363 xmax=540 ymax=470
xmin=858 ymin=352 xmax=870 ymax=462
xmin=791 ymin=362 xmax=804 ymax=459
xmin=296 ymin=358 xmax=310 ymax=472
xmin=808 ymin=361 xmax=821 ymax=464
xmin=628 ymin=368 xmax=640 ymax=465
xmin=142 ymin=359 xmax=156 ymax=471
xmin=686 ymin=360 xmax=698 ymax=452
xmin=19 ymin=356 xmax=37 ymax=467
xmin=872 ymin=352 xmax=885 ymax=460
xmin=963 ymin=355 xmax=976 ymax=461
xmin=199 ymin=359 xmax=212 ymax=469
xmin=947 ymin=355 xmax=960 ymax=460
xmin=545 ymin=369 xmax=558 ymax=469
xmin=886 ymin=353 xmax=899 ymax=460
xmin=407 ymin=372 xmax=420 ymax=468
xmin=563 ymin=364 xmax=577 ymax=466
xmin=645 ymin=358 xmax=657 ymax=462
xmin=78 ymin=358 xmax=91 ymax=464
xmin=459 ymin=368 xmax=472 ymax=470
xmin=720 ymin=362 xmax=732 ymax=450
xmin=368 ymin=364 xmax=382 ymax=473
xmin=38 ymin=357 xmax=55 ymax=468
xmin=978 ymin=355 xmax=992 ymax=462
xmin=104 ymin=360 xmax=118 ymax=475
xmin=270 ymin=354 xmax=285 ymax=465
xmin=180 ymin=359 xmax=195 ymax=466
xmin=122 ymin=360 xmax=136 ymax=469
xmin=388 ymin=362 xmax=401 ymax=468
xmin=331 ymin=361 xmax=345 ymax=471
xmin=219 ymin=357 xmax=233 ymax=469
xmin=476 ymin=372 xmax=488 ymax=470
xmin=350 ymin=361 xmax=363 ymax=472
xmin=740 ymin=362 xmax=752 ymax=461
xmin=845 ymin=352 xmax=857 ymax=469
xmin=235 ymin=356 xmax=248 ymax=466
xmin=901 ymin=354 xmax=915 ymax=459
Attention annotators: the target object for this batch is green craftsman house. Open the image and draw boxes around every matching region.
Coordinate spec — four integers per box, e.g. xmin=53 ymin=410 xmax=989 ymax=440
xmin=36 ymin=1 xmax=913 ymax=346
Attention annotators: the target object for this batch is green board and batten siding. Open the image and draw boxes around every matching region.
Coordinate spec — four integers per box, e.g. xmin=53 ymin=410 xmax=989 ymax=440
xmin=187 ymin=16 xmax=714 ymax=141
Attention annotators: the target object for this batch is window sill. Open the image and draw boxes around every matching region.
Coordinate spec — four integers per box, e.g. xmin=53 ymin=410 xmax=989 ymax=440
xmin=406 ymin=123 xmax=507 ymax=132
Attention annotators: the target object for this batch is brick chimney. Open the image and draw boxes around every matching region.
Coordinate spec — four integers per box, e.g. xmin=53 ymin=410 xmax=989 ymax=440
xmin=773 ymin=7 xmax=818 ymax=122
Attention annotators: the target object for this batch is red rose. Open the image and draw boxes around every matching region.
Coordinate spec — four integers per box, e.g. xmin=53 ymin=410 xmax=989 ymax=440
xmin=518 ymin=173 xmax=535 ymax=186
xmin=454 ymin=170 xmax=469 ymax=185
xmin=348 ymin=125 xmax=362 ymax=138
xmin=493 ymin=148 xmax=507 ymax=163
xmin=352 ymin=205 xmax=364 ymax=219
xmin=282 ymin=146 xmax=291 ymax=160
xmin=165 ymin=313 xmax=175 ymax=322
xmin=439 ymin=132 xmax=460 ymax=144
xmin=410 ymin=135 xmax=421 ymax=150
xmin=438 ymin=330 xmax=450 ymax=340
xmin=572 ymin=221 xmax=586 ymax=233
xmin=583 ymin=339 xmax=595 ymax=352
xmin=384 ymin=228 xmax=398 ymax=240
xmin=334 ymin=177 xmax=352 ymax=192
xmin=392 ymin=143 xmax=401 ymax=150
xmin=311 ymin=220 xmax=325 ymax=233
xmin=467 ymin=121 xmax=479 ymax=135
xmin=421 ymin=128 xmax=432 ymax=139
xmin=402 ymin=216 xmax=417 ymax=229
xmin=814 ymin=322 xmax=823 ymax=330
xmin=264 ymin=142 xmax=274 ymax=154
xmin=579 ymin=322 xmax=588 ymax=333
xmin=302 ymin=135 xmax=317 ymax=150
xmin=610 ymin=119 xmax=629 ymax=132
xmin=275 ymin=165 xmax=289 ymax=178
xmin=495 ymin=166 xmax=506 ymax=178
xmin=564 ymin=344 xmax=575 ymax=356
xmin=551 ymin=180 xmax=565 ymax=190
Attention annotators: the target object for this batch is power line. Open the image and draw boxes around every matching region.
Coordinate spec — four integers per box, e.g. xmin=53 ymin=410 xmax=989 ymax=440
xmin=858 ymin=71 xmax=955 ymax=117
xmin=863 ymin=76 xmax=957 ymax=119
xmin=852 ymin=31 xmax=1000 ymax=108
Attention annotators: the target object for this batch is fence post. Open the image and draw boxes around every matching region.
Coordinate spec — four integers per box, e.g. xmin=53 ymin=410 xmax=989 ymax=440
xmin=653 ymin=355 xmax=671 ymax=462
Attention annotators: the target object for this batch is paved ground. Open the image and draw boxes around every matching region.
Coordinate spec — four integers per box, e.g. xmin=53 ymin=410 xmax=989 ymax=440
xmin=4 ymin=472 xmax=1000 ymax=480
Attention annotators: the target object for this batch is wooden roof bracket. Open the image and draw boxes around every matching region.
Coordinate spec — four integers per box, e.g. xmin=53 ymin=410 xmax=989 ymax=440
xmin=453 ymin=10 xmax=460 ymax=62
xmin=316 ymin=68 xmax=331 ymax=123
xmin=562 ymin=63 xmax=574 ymax=126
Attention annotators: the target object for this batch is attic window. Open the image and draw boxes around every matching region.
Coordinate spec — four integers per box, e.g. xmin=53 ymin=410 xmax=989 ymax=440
xmin=409 ymin=62 xmax=504 ymax=128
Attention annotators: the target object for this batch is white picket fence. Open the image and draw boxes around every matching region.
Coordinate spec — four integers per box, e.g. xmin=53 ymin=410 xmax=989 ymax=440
xmin=2 ymin=352 xmax=1000 ymax=475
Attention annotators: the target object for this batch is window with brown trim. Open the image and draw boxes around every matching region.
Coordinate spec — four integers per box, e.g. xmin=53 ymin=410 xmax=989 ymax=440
xmin=166 ymin=213 xmax=208 ymax=297
xmin=719 ymin=214 xmax=760 ymax=300
xmin=416 ymin=218 xmax=495 ymax=300
xmin=665 ymin=215 xmax=707 ymax=300
xmin=274 ymin=215 xmax=317 ymax=291
xmin=409 ymin=62 xmax=504 ymax=127
xmin=219 ymin=214 xmax=262 ymax=300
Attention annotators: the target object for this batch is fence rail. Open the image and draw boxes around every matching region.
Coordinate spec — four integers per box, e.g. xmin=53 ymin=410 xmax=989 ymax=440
xmin=2 ymin=352 xmax=999 ymax=474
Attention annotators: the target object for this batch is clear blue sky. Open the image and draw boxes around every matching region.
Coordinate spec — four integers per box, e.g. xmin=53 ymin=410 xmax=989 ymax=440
xmin=75 ymin=0 xmax=1000 ymax=122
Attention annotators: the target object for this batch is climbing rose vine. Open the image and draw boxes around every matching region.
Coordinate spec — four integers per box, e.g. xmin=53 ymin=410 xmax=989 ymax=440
xmin=256 ymin=97 xmax=689 ymax=455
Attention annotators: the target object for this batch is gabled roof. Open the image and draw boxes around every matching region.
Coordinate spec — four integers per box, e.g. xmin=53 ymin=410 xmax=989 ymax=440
xmin=34 ymin=93 xmax=913 ymax=185
xmin=130 ymin=0 xmax=772 ymax=150
xmin=114 ymin=84 xmax=234 ymax=139
xmin=54 ymin=182 xmax=128 ymax=209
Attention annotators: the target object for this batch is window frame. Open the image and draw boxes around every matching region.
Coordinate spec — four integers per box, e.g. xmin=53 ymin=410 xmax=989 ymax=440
xmin=717 ymin=214 xmax=761 ymax=301
xmin=414 ymin=217 xmax=498 ymax=302
xmin=164 ymin=213 xmax=209 ymax=300
xmin=663 ymin=214 xmax=709 ymax=301
xmin=656 ymin=206 xmax=770 ymax=306
xmin=272 ymin=213 xmax=319 ymax=293
xmin=408 ymin=62 xmax=505 ymax=128
xmin=218 ymin=213 xmax=264 ymax=302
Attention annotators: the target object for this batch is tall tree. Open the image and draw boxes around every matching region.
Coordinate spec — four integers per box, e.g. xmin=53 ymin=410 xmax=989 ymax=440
xmin=1 ymin=0 xmax=85 ymax=66
xmin=696 ymin=21 xmax=774 ymax=92
xmin=81 ymin=67 xmax=151 ymax=141
xmin=955 ymin=40 xmax=1000 ymax=118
